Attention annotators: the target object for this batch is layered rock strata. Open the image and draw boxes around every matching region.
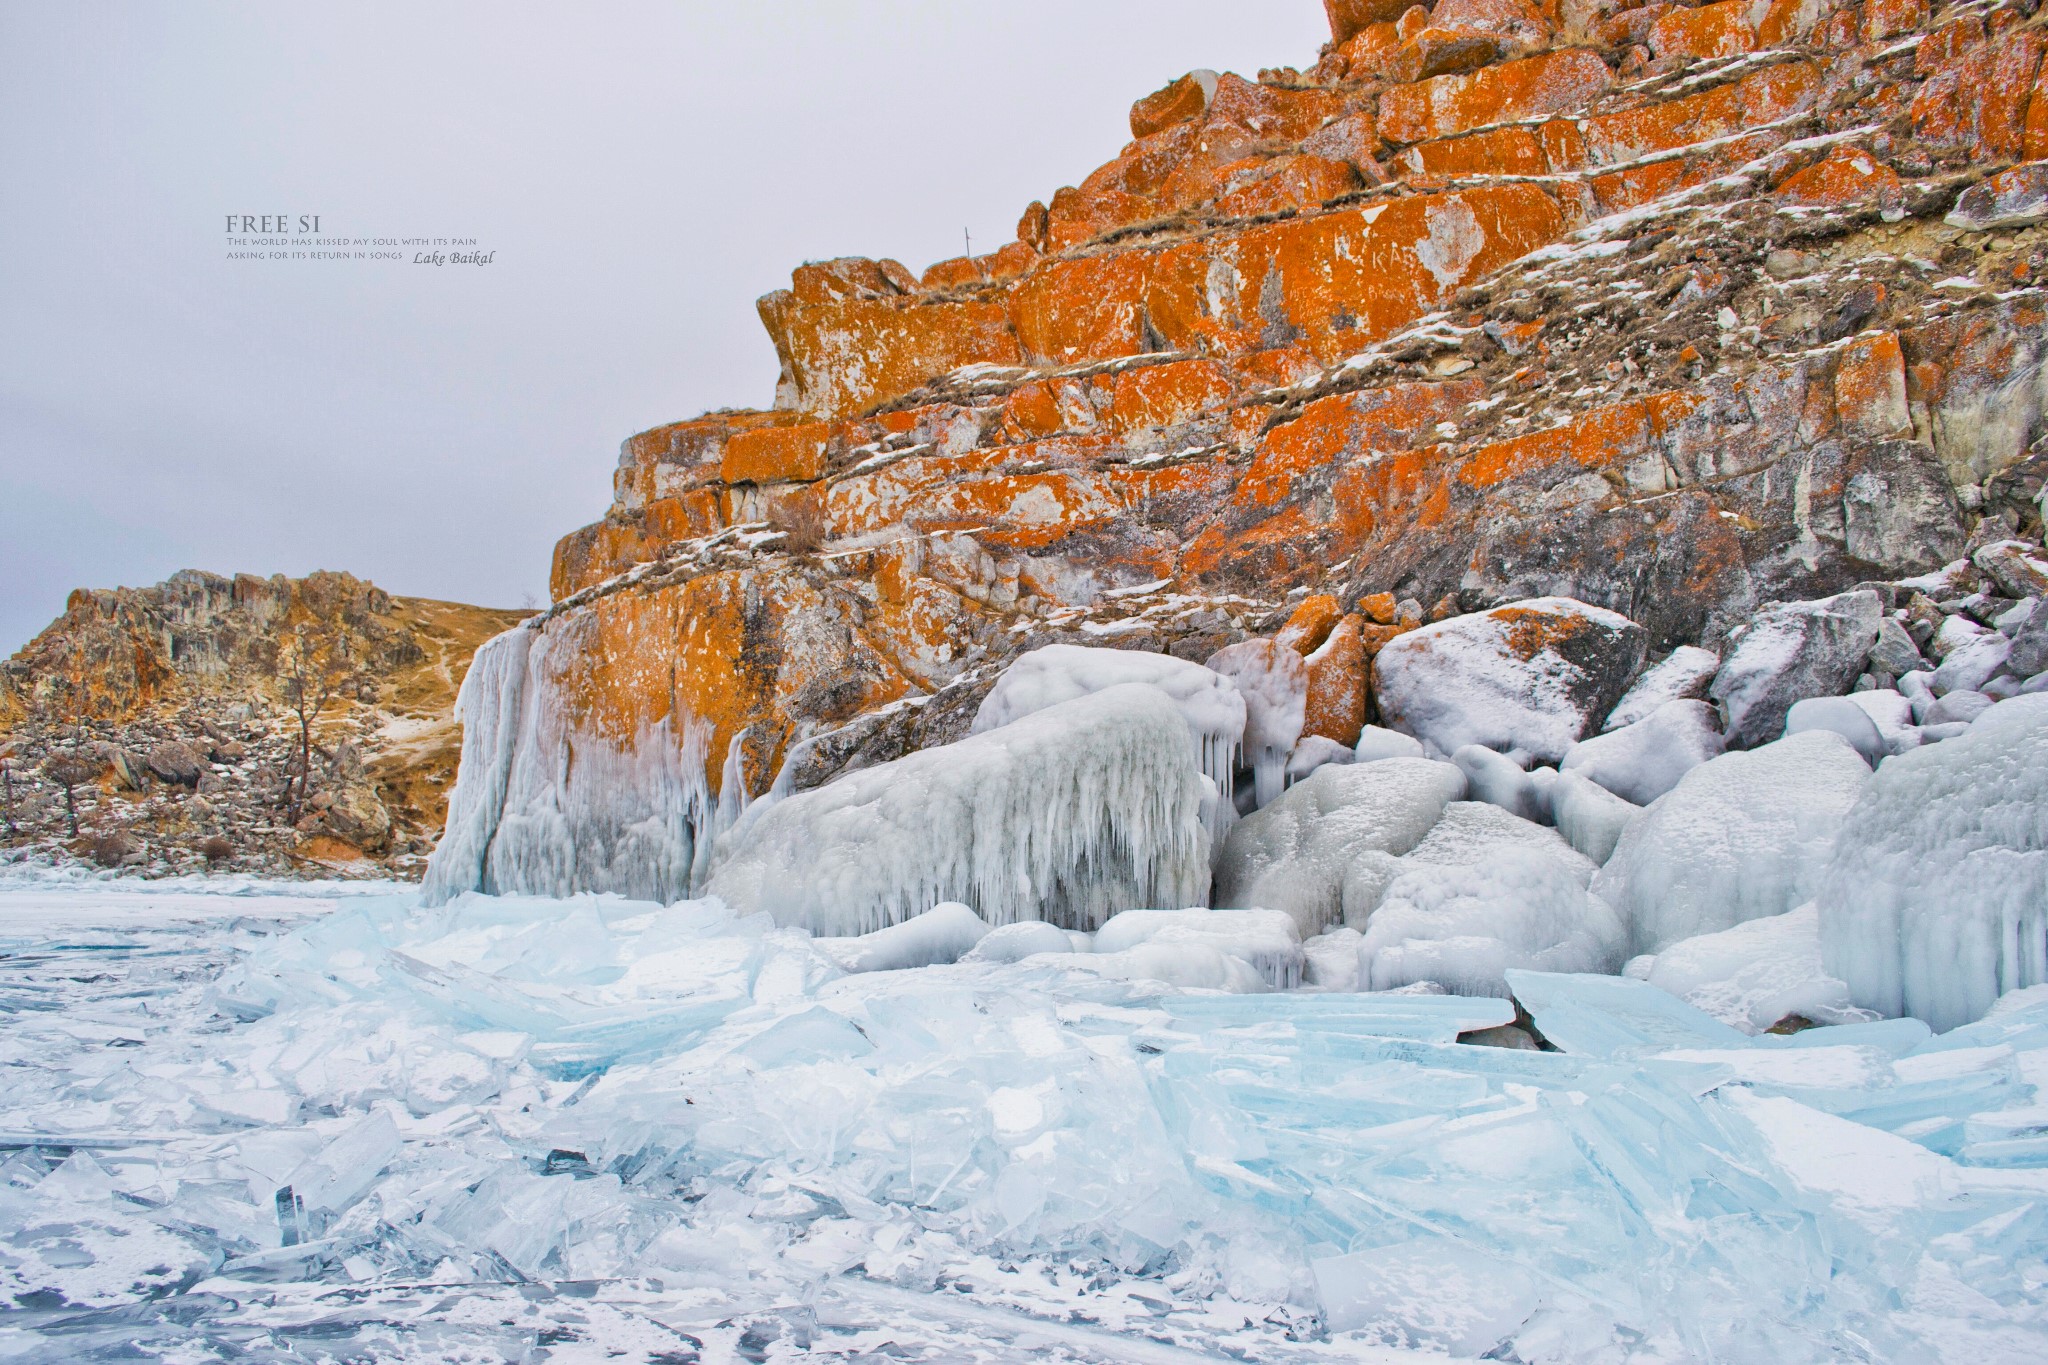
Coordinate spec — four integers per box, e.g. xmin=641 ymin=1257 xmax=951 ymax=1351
xmin=455 ymin=0 xmax=2048 ymax=886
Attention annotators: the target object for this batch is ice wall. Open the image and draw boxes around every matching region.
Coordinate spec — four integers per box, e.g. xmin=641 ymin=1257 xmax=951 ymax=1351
xmin=422 ymin=624 xmax=715 ymax=907
xmin=1820 ymin=694 xmax=2048 ymax=1032
xmin=707 ymin=682 xmax=1213 ymax=933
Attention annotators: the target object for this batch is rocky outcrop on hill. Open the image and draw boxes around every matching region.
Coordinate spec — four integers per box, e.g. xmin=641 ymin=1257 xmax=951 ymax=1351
xmin=494 ymin=0 xmax=2048 ymax=824
xmin=0 ymin=571 xmax=527 ymax=878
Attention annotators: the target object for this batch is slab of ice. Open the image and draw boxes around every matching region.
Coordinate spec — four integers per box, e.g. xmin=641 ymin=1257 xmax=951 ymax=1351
xmin=1594 ymin=730 xmax=1872 ymax=955
xmin=1506 ymin=968 xmax=1754 ymax=1056
xmin=708 ymin=683 xmax=1213 ymax=934
xmin=1562 ymin=698 xmax=1724 ymax=805
xmin=1630 ymin=903 xmax=1871 ymax=1034
xmin=815 ymin=903 xmax=991 ymax=972
xmin=1213 ymin=757 xmax=1466 ymax=937
xmin=1819 ymin=693 xmax=2048 ymax=1031
xmin=1603 ymin=644 xmax=1720 ymax=730
xmin=970 ymin=643 xmax=1247 ymax=798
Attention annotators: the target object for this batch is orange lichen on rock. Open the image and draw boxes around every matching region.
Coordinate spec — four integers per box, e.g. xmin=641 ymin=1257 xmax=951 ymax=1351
xmin=1774 ymin=147 xmax=1904 ymax=211
xmin=760 ymin=289 xmax=1020 ymax=420
xmin=1835 ymin=331 xmax=1912 ymax=440
xmin=1376 ymin=48 xmax=1612 ymax=146
xmin=1302 ymin=614 xmax=1368 ymax=744
xmin=1278 ymin=594 xmax=1344 ymax=653
xmin=1911 ymin=29 xmax=2045 ymax=160
xmin=1648 ymin=0 xmax=1757 ymax=62
xmin=723 ymin=422 xmax=833 ymax=485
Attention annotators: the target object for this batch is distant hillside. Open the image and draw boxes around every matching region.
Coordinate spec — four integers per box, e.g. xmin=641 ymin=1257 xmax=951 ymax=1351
xmin=0 ymin=570 xmax=528 ymax=878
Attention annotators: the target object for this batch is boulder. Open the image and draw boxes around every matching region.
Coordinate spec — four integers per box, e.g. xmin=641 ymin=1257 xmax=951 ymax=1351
xmin=1866 ymin=617 xmax=1927 ymax=677
xmin=1373 ymin=598 xmax=1647 ymax=765
xmin=1973 ymin=540 xmax=2048 ymax=600
xmin=1354 ymin=725 xmax=1424 ymax=761
xmin=1213 ymin=757 xmax=1467 ymax=938
xmin=145 ymin=741 xmax=204 ymax=788
xmin=1301 ymin=615 xmax=1368 ymax=746
xmin=1945 ymin=162 xmax=2048 ymax=231
xmin=1562 ymin=700 xmax=1725 ymax=806
xmin=1708 ymin=590 xmax=1884 ymax=748
xmin=320 ymin=782 xmax=394 ymax=853
xmin=1932 ymin=632 xmax=2011 ymax=695
xmin=1842 ymin=440 xmax=1966 ymax=571
xmin=1925 ymin=690 xmax=1994 ymax=726
xmin=1593 ymin=731 xmax=1873 ymax=955
xmin=2007 ymin=599 xmax=2048 ymax=678
xmin=1602 ymin=645 xmax=1719 ymax=732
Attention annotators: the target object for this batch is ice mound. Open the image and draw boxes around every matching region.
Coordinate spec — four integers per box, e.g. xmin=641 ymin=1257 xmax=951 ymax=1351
xmin=816 ymin=902 xmax=991 ymax=972
xmin=1820 ymin=693 xmax=2048 ymax=1031
xmin=423 ymin=624 xmax=716 ymax=907
xmin=1595 ymin=730 xmax=1872 ymax=955
xmin=1450 ymin=743 xmax=1549 ymax=822
xmin=1091 ymin=907 xmax=1303 ymax=990
xmin=1354 ymin=803 xmax=1621 ymax=995
xmin=961 ymin=918 xmax=1076 ymax=964
xmin=1212 ymin=757 xmax=1467 ymax=936
xmin=1627 ymin=903 xmax=1871 ymax=1034
xmin=1549 ymin=769 xmax=1641 ymax=865
xmin=1352 ymin=724 xmax=1424 ymax=761
xmin=1561 ymin=698 xmax=1724 ymax=805
xmin=708 ymin=684 xmax=1211 ymax=934
xmin=971 ymin=642 xmax=1247 ymax=796
xmin=1373 ymin=597 xmax=1647 ymax=764
xmin=1788 ymin=694 xmax=1891 ymax=764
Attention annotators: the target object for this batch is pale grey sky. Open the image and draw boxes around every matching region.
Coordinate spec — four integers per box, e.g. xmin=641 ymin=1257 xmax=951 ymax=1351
xmin=0 ymin=1 xmax=1331 ymax=654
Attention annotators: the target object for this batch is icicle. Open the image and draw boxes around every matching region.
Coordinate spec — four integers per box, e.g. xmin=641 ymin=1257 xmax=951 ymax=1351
xmin=422 ymin=620 xmax=715 ymax=906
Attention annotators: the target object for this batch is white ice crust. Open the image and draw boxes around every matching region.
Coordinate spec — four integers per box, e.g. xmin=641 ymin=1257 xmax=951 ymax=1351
xmin=1594 ymin=730 xmax=1872 ymax=955
xmin=1820 ymin=694 xmax=2048 ymax=1031
xmin=708 ymin=683 xmax=1213 ymax=934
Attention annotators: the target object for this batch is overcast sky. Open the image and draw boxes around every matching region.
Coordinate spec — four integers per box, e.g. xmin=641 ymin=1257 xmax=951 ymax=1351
xmin=0 ymin=1 xmax=1330 ymax=654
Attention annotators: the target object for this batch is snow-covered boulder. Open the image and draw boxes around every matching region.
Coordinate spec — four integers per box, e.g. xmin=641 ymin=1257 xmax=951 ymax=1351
xmin=2006 ymin=600 xmax=2048 ymax=677
xmin=1625 ymin=904 xmax=1868 ymax=1034
xmin=1841 ymin=688 xmax=1919 ymax=756
xmin=1602 ymin=645 xmax=1719 ymax=731
xmin=1092 ymin=907 xmax=1303 ymax=990
xmin=1356 ymin=803 xmax=1624 ymax=997
xmin=1284 ymin=735 xmax=1355 ymax=785
xmin=1933 ymin=631 xmax=2011 ymax=696
xmin=1593 ymin=730 xmax=1873 ymax=955
xmin=1925 ymin=689 xmax=1995 ymax=726
xmin=1562 ymin=700 xmax=1724 ymax=806
xmin=973 ymin=643 xmax=1246 ymax=796
xmin=1818 ymin=694 xmax=2048 ymax=1032
xmin=1213 ymin=757 xmax=1466 ymax=937
xmin=1549 ymin=770 xmax=1641 ymax=866
xmin=1708 ymin=590 xmax=1883 ymax=748
xmin=1206 ymin=639 xmax=1308 ymax=807
xmin=1972 ymin=538 xmax=2048 ymax=599
xmin=1783 ymin=696 xmax=1887 ymax=766
xmin=1373 ymin=597 xmax=1647 ymax=764
xmin=708 ymin=683 xmax=1213 ymax=934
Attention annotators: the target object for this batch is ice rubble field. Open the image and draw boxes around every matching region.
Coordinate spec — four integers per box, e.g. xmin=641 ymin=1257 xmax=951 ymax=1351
xmin=5 ymin=874 xmax=2048 ymax=1363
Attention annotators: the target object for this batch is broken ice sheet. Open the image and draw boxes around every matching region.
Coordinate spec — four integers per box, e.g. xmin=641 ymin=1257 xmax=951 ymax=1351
xmin=5 ymin=877 xmax=2048 ymax=1363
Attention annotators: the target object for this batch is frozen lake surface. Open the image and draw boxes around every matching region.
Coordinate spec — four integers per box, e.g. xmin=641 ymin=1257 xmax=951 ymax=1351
xmin=3 ymin=872 xmax=2047 ymax=1362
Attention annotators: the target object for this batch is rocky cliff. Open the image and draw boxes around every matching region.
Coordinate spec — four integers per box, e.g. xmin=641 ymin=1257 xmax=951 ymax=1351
xmin=485 ymin=0 xmax=2047 ymax=858
xmin=0 ymin=571 xmax=528 ymax=877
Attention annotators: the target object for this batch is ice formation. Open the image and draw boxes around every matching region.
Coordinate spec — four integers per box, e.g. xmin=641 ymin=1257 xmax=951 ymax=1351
xmin=1784 ymin=695 xmax=1888 ymax=765
xmin=960 ymin=919 xmax=1076 ymax=964
xmin=1212 ymin=757 xmax=1466 ymax=937
xmin=814 ymin=902 xmax=991 ymax=972
xmin=1595 ymin=730 xmax=1873 ymax=955
xmin=1549 ymin=769 xmax=1641 ymax=865
xmin=1561 ymin=698 xmax=1724 ymax=805
xmin=422 ymin=624 xmax=715 ymax=907
xmin=1204 ymin=639 xmax=1308 ymax=808
xmin=1351 ymin=802 xmax=1621 ymax=995
xmin=9 ymin=876 xmax=2048 ymax=1361
xmin=1283 ymin=734 xmax=1354 ymax=784
xmin=707 ymin=683 xmax=1213 ymax=933
xmin=1627 ymin=904 xmax=1871 ymax=1034
xmin=1450 ymin=743 xmax=1549 ymax=822
xmin=1820 ymin=694 xmax=2048 ymax=1031
xmin=1352 ymin=724 xmax=1424 ymax=761
xmin=1090 ymin=907 xmax=1304 ymax=990
xmin=970 ymin=643 xmax=1247 ymax=797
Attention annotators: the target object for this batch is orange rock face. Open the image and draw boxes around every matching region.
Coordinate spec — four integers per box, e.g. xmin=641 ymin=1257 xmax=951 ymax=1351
xmin=503 ymin=0 xmax=2031 ymax=821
